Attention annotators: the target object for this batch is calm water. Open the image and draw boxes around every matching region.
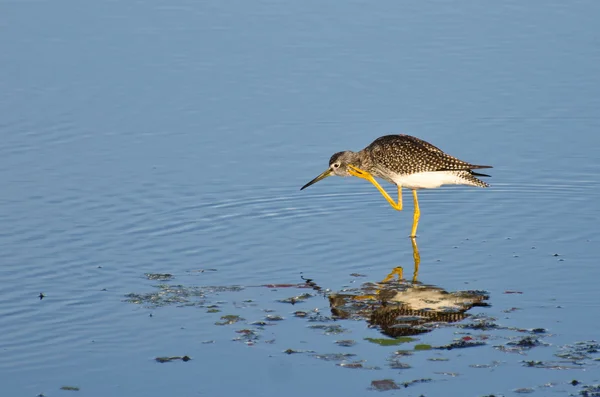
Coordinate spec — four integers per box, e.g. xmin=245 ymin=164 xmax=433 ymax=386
xmin=2 ymin=1 xmax=600 ymax=396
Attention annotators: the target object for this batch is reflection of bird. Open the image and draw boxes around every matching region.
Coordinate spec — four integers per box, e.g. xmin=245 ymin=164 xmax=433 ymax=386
xmin=301 ymin=134 xmax=492 ymax=237
xmin=328 ymin=238 xmax=489 ymax=337
xmin=367 ymin=289 xmax=489 ymax=337
xmin=329 ymin=281 xmax=489 ymax=337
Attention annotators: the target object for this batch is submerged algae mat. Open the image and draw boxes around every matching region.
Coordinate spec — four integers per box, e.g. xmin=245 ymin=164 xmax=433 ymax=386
xmin=124 ymin=272 xmax=600 ymax=395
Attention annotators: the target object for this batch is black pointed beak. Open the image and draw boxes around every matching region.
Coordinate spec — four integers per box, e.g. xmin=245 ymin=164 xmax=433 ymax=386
xmin=300 ymin=168 xmax=333 ymax=190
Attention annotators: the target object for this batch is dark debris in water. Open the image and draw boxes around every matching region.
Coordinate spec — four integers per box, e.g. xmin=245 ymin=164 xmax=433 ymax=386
xmin=433 ymin=339 xmax=486 ymax=350
xmin=435 ymin=371 xmax=460 ymax=377
xmin=293 ymin=311 xmax=308 ymax=317
xmin=509 ymin=336 xmax=545 ymax=347
xmin=155 ymin=355 xmax=191 ymax=363
xmin=387 ymin=359 xmax=411 ymax=369
xmin=278 ymin=293 xmax=313 ymax=304
xmin=579 ymin=384 xmax=600 ymax=397
xmin=400 ymin=378 xmax=433 ymax=388
xmin=215 ymin=315 xmax=245 ymax=326
xmin=337 ymin=361 xmax=380 ymax=370
xmin=521 ymin=360 xmax=582 ymax=370
xmin=233 ymin=329 xmax=261 ymax=345
xmin=513 ymin=387 xmax=535 ymax=393
xmin=145 ymin=273 xmax=173 ymax=281
xmin=122 ymin=274 xmax=600 ymax=394
xmin=60 ymin=386 xmax=80 ymax=391
xmin=370 ymin=379 xmax=400 ymax=391
xmin=469 ymin=361 xmax=502 ymax=369
xmin=124 ymin=284 xmax=243 ymax=308
xmin=308 ymin=324 xmax=348 ymax=335
xmin=457 ymin=319 xmax=500 ymax=331
xmin=265 ymin=314 xmax=284 ymax=321
xmin=428 ymin=357 xmax=449 ymax=362
xmin=497 ymin=336 xmax=548 ymax=353
xmin=312 ymin=353 xmax=357 ymax=362
xmin=393 ymin=350 xmax=414 ymax=357
xmin=335 ymin=339 xmax=356 ymax=347
xmin=556 ymin=341 xmax=600 ymax=362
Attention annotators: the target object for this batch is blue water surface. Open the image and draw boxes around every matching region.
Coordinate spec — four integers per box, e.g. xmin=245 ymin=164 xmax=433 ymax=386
xmin=1 ymin=1 xmax=599 ymax=396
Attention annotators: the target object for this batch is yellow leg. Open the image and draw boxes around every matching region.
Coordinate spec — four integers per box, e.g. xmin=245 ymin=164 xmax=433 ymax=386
xmin=410 ymin=190 xmax=420 ymax=237
xmin=347 ymin=165 xmax=402 ymax=211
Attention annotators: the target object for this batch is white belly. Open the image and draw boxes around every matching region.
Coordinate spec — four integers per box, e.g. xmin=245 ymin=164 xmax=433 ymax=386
xmin=392 ymin=171 xmax=464 ymax=189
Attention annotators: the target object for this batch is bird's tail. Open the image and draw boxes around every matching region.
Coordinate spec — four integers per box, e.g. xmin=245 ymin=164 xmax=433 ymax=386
xmin=460 ymin=170 xmax=490 ymax=188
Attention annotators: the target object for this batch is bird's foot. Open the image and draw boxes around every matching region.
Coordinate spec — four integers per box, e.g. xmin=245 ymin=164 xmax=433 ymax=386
xmin=347 ymin=164 xmax=372 ymax=180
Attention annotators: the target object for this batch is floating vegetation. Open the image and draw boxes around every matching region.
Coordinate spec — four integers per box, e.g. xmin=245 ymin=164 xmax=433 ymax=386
xmin=365 ymin=336 xmax=416 ymax=346
xmin=414 ymin=344 xmax=433 ymax=351
xmin=335 ymin=339 xmax=356 ymax=347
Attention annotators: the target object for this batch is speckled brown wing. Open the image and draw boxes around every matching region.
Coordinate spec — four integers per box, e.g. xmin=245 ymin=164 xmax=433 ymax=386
xmin=365 ymin=134 xmax=490 ymax=176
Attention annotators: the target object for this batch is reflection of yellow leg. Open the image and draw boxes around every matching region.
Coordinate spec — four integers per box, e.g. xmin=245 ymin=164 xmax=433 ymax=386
xmin=381 ymin=266 xmax=403 ymax=283
xmin=410 ymin=190 xmax=421 ymax=237
xmin=410 ymin=237 xmax=420 ymax=283
xmin=351 ymin=238 xmax=421 ymax=301
xmin=347 ymin=165 xmax=402 ymax=211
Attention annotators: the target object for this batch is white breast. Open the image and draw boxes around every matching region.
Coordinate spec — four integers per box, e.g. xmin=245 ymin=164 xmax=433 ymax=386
xmin=392 ymin=171 xmax=465 ymax=189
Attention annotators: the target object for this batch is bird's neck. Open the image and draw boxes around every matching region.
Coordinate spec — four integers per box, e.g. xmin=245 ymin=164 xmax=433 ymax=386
xmin=356 ymin=150 xmax=373 ymax=170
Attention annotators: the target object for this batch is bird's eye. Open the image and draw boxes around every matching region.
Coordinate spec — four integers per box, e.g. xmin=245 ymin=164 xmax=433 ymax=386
xmin=333 ymin=163 xmax=340 ymax=168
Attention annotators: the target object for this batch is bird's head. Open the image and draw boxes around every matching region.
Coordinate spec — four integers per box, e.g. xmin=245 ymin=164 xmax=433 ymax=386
xmin=300 ymin=151 xmax=359 ymax=190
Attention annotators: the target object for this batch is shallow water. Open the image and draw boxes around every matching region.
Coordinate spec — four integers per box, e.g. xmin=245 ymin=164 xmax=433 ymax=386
xmin=2 ymin=1 xmax=600 ymax=396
